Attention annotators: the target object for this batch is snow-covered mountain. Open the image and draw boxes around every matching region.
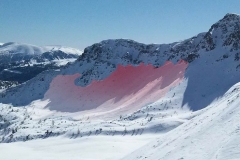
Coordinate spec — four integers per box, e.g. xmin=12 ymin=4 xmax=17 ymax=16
xmin=0 ymin=13 xmax=240 ymax=160
xmin=0 ymin=42 xmax=49 ymax=55
xmin=0 ymin=42 xmax=82 ymax=88
xmin=0 ymin=42 xmax=82 ymax=55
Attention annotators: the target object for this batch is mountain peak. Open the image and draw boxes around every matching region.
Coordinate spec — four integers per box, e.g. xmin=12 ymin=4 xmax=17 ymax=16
xmin=222 ymin=13 xmax=240 ymax=20
xmin=198 ymin=13 xmax=240 ymax=51
xmin=216 ymin=13 xmax=240 ymax=26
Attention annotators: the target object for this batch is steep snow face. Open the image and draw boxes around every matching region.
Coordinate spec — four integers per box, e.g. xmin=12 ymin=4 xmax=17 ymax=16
xmin=122 ymin=82 xmax=240 ymax=160
xmin=43 ymin=61 xmax=188 ymax=119
xmin=182 ymin=46 xmax=240 ymax=110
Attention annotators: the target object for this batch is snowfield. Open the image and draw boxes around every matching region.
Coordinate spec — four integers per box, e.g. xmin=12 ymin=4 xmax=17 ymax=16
xmin=0 ymin=135 xmax=155 ymax=160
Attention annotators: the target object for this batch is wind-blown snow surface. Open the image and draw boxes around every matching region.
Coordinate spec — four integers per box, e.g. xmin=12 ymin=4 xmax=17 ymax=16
xmin=43 ymin=61 xmax=187 ymax=119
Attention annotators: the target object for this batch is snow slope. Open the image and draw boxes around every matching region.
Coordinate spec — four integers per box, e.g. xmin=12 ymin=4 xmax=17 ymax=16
xmin=122 ymin=82 xmax=240 ymax=160
xmin=43 ymin=61 xmax=187 ymax=119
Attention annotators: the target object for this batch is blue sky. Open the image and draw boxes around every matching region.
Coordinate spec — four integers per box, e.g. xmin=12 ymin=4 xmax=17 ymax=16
xmin=1 ymin=0 xmax=240 ymax=49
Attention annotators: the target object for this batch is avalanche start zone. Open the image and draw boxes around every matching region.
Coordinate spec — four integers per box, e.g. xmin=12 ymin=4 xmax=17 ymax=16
xmin=43 ymin=60 xmax=188 ymax=119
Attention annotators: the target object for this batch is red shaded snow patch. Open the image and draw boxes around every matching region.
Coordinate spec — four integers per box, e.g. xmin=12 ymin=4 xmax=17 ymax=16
xmin=43 ymin=61 xmax=188 ymax=119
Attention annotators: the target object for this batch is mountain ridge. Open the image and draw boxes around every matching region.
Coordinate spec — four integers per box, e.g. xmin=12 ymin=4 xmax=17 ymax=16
xmin=1 ymin=13 xmax=240 ymax=108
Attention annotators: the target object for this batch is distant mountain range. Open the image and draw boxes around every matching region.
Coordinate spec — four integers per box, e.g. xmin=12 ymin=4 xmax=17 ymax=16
xmin=0 ymin=42 xmax=82 ymax=88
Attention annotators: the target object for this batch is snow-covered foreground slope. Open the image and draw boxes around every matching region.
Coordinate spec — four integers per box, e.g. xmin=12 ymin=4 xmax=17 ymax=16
xmin=0 ymin=82 xmax=240 ymax=160
xmin=123 ymin=82 xmax=240 ymax=160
